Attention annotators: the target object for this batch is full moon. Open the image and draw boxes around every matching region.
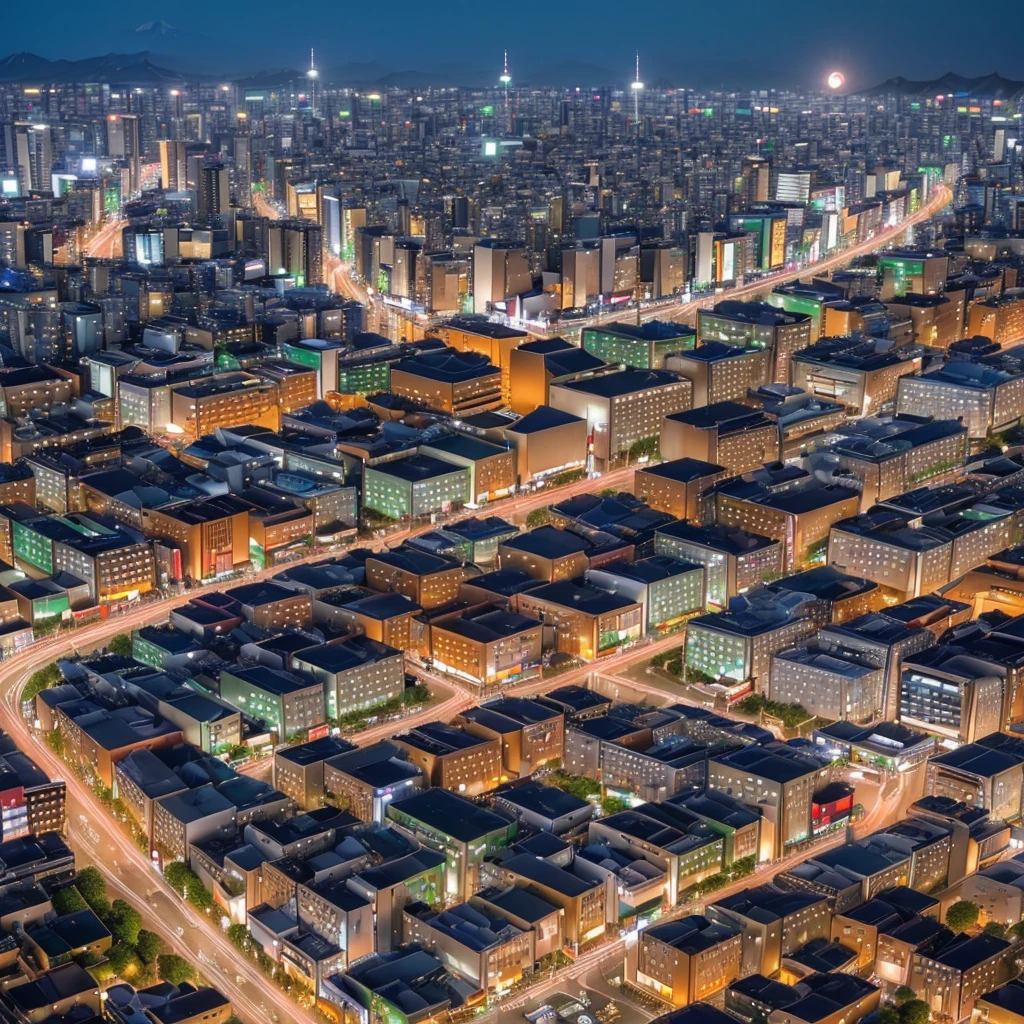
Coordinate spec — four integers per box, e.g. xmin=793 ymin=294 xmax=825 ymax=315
xmin=827 ymin=71 xmax=844 ymax=90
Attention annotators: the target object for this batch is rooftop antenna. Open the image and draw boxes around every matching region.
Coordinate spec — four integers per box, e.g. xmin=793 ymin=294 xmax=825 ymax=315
xmin=499 ymin=50 xmax=512 ymax=134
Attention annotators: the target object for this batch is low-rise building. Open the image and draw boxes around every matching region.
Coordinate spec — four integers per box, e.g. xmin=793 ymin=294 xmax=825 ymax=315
xmin=402 ymin=900 xmax=533 ymax=994
xmin=655 ymin=522 xmax=783 ymax=610
xmin=386 ymin=788 xmax=517 ymax=902
xmin=393 ymin=721 xmax=502 ymax=796
xmin=290 ymin=636 xmax=405 ymax=721
xmin=708 ymin=884 xmax=832 ymax=977
xmin=661 ymin=402 xmax=778 ymax=475
xmin=427 ymin=607 xmax=543 ymax=687
xmin=708 ymin=747 xmax=825 ymax=859
xmin=362 ymin=453 xmax=470 ymax=521
xmin=549 ymin=369 xmax=693 ymax=469
xmin=456 ymin=697 xmax=564 ymax=776
xmin=322 ymin=741 xmax=423 ymax=824
xmin=586 ymin=556 xmax=705 ymax=631
xmin=514 ymin=578 xmax=643 ymax=661
xmin=218 ymin=665 xmax=325 ymax=741
xmin=273 ymin=736 xmax=357 ymax=810
xmin=628 ymin=915 xmax=743 ymax=1007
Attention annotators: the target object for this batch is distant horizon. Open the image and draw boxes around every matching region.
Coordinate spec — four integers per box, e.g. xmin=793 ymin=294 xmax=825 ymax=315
xmin=5 ymin=1 xmax=1024 ymax=91
xmin=0 ymin=45 xmax=1022 ymax=96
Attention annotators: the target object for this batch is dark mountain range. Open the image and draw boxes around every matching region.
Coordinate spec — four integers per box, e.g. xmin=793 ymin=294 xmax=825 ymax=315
xmin=0 ymin=50 xmax=187 ymax=85
xmin=866 ymin=71 xmax=1024 ymax=99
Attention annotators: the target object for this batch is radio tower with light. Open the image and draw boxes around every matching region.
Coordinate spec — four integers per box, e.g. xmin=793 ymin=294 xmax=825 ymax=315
xmin=499 ymin=50 xmax=512 ymax=134
xmin=306 ymin=47 xmax=319 ymax=117
xmin=630 ymin=51 xmax=645 ymax=123
xmin=631 ymin=52 xmax=645 ymax=324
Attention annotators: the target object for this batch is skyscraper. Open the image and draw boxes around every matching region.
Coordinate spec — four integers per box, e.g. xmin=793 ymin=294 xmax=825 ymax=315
xmin=159 ymin=139 xmax=188 ymax=192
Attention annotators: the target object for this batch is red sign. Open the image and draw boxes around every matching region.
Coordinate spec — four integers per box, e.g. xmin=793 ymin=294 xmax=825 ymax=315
xmin=308 ymin=723 xmax=330 ymax=742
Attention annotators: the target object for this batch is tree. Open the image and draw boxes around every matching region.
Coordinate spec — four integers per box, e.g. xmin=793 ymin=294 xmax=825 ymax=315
xmin=525 ymin=508 xmax=554 ymax=529
xmin=108 ymin=633 xmax=133 ymax=658
xmin=157 ymin=954 xmax=196 ymax=986
xmin=75 ymin=868 xmax=109 ymax=916
xmin=107 ymin=942 xmax=140 ymax=977
xmin=163 ymin=862 xmax=194 ymax=897
xmin=22 ymin=663 xmax=62 ymax=702
xmin=1010 ymin=921 xmax=1024 ymax=941
xmin=135 ymin=930 xmax=164 ymax=965
xmin=877 ymin=1008 xmax=900 ymax=1024
xmin=45 ymin=730 xmax=64 ymax=757
xmin=893 ymin=987 xmax=917 ymax=1006
xmin=898 ymin=1000 xmax=930 ymax=1024
xmin=602 ymin=796 xmax=628 ymax=816
xmin=945 ymin=900 xmax=979 ymax=932
xmin=984 ymin=921 xmax=1008 ymax=938
xmin=627 ymin=436 xmax=660 ymax=463
xmin=108 ymin=899 xmax=142 ymax=946
xmin=50 ymin=885 xmax=88 ymax=916
xmin=226 ymin=924 xmax=249 ymax=952
xmin=164 ymin=862 xmax=213 ymax=912
xmin=546 ymin=771 xmax=596 ymax=802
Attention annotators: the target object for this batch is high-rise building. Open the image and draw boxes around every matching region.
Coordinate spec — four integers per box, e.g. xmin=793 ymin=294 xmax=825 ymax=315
xmin=159 ymin=139 xmax=188 ymax=192
xmin=198 ymin=164 xmax=231 ymax=218
xmin=472 ymin=240 xmax=531 ymax=314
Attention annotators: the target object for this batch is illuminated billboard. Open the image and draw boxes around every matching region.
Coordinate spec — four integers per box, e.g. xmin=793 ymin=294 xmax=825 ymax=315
xmin=769 ymin=218 xmax=786 ymax=268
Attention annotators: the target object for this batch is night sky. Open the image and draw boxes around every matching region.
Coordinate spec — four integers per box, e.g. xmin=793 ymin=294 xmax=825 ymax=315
xmin=4 ymin=0 xmax=1024 ymax=90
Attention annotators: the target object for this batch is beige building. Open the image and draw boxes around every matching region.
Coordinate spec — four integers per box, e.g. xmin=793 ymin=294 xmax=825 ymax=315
xmin=365 ymin=546 xmax=469 ymax=609
xmin=508 ymin=337 xmax=607 ymax=415
xmin=628 ymin=916 xmax=743 ymax=1007
xmin=169 ymin=372 xmax=280 ymax=440
xmin=549 ymin=369 xmax=692 ymax=469
xmin=514 ymin=578 xmax=643 ymax=661
xmin=667 ymin=344 xmax=770 ymax=406
xmin=499 ymin=526 xmax=592 ymax=582
xmin=393 ymin=721 xmax=503 ymax=796
xmin=428 ymin=317 xmax=529 ymax=402
xmin=141 ymin=494 xmax=252 ymax=582
xmin=634 ymin=458 xmax=728 ymax=521
xmin=969 ymin=292 xmax=1024 ymax=344
xmin=503 ymin=407 xmax=589 ymax=484
xmin=662 ymin=403 xmax=779 ymax=475
xmin=428 ymin=606 xmax=543 ymax=687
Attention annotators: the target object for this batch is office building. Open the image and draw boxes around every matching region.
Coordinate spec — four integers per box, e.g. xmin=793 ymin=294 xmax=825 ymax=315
xmin=549 ymin=369 xmax=692 ymax=469
xmin=668 ymin=343 xmax=770 ymax=407
xmin=386 ymin=789 xmax=517 ymax=901
xmin=502 ymin=406 xmax=589 ymax=485
xmin=661 ymin=403 xmax=779 ymax=475
xmin=506 ymin=338 xmax=607 ymax=414
xmin=473 ymin=240 xmax=531 ymax=314
xmin=655 ymin=521 xmax=784 ymax=609
xmin=697 ymin=302 xmax=812 ymax=384
xmin=896 ymin=360 xmax=1024 ymax=439
xmin=390 ymin=348 xmax=502 ymax=415
xmin=634 ymin=458 xmax=729 ymax=521
xmin=685 ymin=589 xmax=817 ymax=697
xmin=362 ymin=454 xmax=470 ymax=521
xmin=427 ymin=607 xmax=543 ymax=688
xmin=791 ymin=337 xmax=920 ymax=416
xmin=321 ymin=741 xmax=423 ymax=824
xmin=710 ymin=465 xmax=861 ymax=571
xmin=581 ymin=321 xmax=696 ymax=369
xmin=514 ymin=578 xmax=643 ymax=660
xmin=393 ymin=721 xmax=502 ymax=796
